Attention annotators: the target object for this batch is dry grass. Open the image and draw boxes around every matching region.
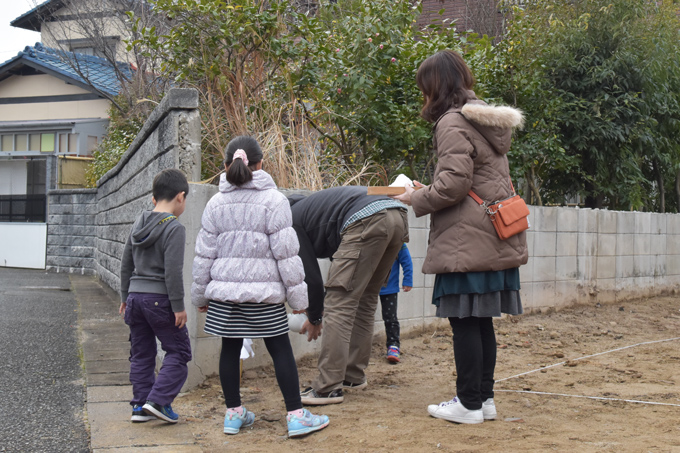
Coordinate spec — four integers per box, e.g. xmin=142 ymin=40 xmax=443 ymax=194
xmin=193 ymin=47 xmax=384 ymax=189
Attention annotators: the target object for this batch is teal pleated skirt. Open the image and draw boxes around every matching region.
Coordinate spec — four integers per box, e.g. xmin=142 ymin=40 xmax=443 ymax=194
xmin=432 ymin=268 xmax=523 ymax=319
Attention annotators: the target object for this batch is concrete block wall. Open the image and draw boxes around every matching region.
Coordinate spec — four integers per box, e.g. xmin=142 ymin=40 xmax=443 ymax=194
xmin=46 ymin=188 xmax=97 ymax=274
xmin=521 ymin=206 xmax=680 ymax=312
xmin=93 ymin=88 xmax=201 ymax=293
xmin=181 ymin=198 xmax=680 ymax=376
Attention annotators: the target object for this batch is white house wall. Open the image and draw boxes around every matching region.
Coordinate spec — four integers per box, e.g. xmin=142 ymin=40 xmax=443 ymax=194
xmin=41 ymin=2 xmax=131 ymax=63
xmin=0 ymin=74 xmax=92 ymax=97
xmin=0 ymin=74 xmax=110 ymax=122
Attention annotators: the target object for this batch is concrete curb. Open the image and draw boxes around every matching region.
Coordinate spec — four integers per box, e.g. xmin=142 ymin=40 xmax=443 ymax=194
xmin=70 ymin=275 xmax=201 ymax=452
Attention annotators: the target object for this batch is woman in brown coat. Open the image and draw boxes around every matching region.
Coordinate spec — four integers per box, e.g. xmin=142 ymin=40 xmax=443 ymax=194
xmin=393 ymin=50 xmax=527 ymax=424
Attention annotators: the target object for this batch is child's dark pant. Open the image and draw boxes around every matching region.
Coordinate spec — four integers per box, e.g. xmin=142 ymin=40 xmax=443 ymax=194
xmin=379 ymin=293 xmax=400 ymax=348
xmin=220 ymin=334 xmax=302 ymax=412
xmin=124 ymin=293 xmax=192 ymax=407
xmin=448 ymin=316 xmax=496 ymax=411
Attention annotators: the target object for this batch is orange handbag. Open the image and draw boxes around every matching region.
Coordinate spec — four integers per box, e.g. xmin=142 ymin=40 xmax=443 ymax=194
xmin=468 ymin=180 xmax=529 ymax=240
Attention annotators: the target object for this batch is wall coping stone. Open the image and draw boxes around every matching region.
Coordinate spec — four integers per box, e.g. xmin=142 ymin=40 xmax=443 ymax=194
xmin=48 ymin=189 xmax=98 ymax=195
xmin=96 ymin=88 xmax=199 ymax=187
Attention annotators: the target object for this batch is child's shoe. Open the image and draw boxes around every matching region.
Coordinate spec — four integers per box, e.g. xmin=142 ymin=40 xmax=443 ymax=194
xmin=482 ymin=398 xmax=497 ymax=420
xmin=427 ymin=397 xmax=483 ymax=424
xmin=131 ymin=404 xmax=156 ymax=422
xmin=223 ymin=406 xmax=255 ymax=434
xmin=386 ymin=345 xmax=401 ymax=363
xmin=287 ymin=408 xmax=329 ymax=437
xmin=142 ymin=401 xmax=179 ymax=424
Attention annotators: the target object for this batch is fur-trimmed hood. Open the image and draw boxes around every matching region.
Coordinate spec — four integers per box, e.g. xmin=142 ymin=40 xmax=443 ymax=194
xmin=411 ymin=90 xmax=528 ymax=275
xmin=438 ymin=91 xmax=524 ymax=156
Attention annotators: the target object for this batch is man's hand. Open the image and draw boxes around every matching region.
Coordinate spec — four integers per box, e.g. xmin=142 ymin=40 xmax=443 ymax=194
xmin=299 ymin=320 xmax=322 ymax=342
xmin=197 ymin=303 xmax=210 ymax=313
xmin=403 ymin=286 xmax=412 ymax=292
xmin=119 ymin=302 xmax=126 ymax=316
xmin=175 ymin=310 xmax=187 ymax=329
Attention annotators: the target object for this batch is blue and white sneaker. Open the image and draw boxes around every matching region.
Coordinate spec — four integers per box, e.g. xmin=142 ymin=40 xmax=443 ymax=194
xmin=287 ymin=409 xmax=329 ymax=437
xmin=142 ymin=401 xmax=179 ymax=424
xmin=131 ymin=404 xmax=156 ymax=423
xmin=224 ymin=406 xmax=255 ymax=434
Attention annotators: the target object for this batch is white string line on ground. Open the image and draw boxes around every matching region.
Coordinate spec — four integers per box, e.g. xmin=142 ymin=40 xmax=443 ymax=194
xmin=495 ymin=389 xmax=680 ymax=408
xmin=496 ymin=336 xmax=680 ymax=383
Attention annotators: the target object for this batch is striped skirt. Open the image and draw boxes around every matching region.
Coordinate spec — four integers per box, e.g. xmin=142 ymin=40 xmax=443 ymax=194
xmin=204 ymin=300 xmax=289 ymax=338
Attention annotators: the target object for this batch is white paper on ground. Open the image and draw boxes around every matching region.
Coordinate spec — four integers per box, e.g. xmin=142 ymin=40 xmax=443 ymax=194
xmin=240 ymin=338 xmax=254 ymax=359
xmin=389 ymin=174 xmax=413 ymax=187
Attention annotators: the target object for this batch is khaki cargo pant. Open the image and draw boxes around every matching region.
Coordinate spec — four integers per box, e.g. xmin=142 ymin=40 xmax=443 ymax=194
xmin=312 ymin=208 xmax=409 ymax=393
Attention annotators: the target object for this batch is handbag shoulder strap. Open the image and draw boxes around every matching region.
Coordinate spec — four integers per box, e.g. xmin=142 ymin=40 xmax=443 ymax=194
xmin=468 ymin=177 xmax=516 ymax=206
xmin=451 ymin=110 xmax=516 ymax=205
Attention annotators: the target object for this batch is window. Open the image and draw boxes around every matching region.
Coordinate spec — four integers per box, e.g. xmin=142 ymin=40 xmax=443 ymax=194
xmin=1 ymin=135 xmax=12 ymax=151
xmin=29 ymin=134 xmax=40 ymax=151
xmin=26 ymin=159 xmax=46 ymax=195
xmin=16 ymin=135 xmax=28 ymax=151
xmin=40 ymin=134 xmax=55 ymax=153
xmin=86 ymin=136 xmax=99 ymax=154
xmin=66 ymin=37 xmax=119 ymax=60
xmin=1 ymin=132 xmax=78 ymax=153
xmin=69 ymin=134 xmax=78 ymax=153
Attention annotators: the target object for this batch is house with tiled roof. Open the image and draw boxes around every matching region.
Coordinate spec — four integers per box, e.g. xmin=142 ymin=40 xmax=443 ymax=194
xmin=11 ymin=0 xmax=132 ymax=61
xmin=0 ymin=0 xmax=133 ymax=268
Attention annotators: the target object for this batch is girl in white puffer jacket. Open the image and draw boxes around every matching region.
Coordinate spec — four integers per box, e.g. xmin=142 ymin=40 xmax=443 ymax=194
xmin=192 ymin=136 xmax=329 ymax=438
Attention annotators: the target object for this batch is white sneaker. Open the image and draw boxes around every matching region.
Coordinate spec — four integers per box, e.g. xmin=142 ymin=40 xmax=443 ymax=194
xmin=427 ymin=397 xmax=484 ymax=424
xmin=482 ymin=398 xmax=497 ymax=420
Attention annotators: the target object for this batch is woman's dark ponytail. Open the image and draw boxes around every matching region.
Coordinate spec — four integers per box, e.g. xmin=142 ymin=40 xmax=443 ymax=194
xmin=224 ymin=135 xmax=263 ymax=186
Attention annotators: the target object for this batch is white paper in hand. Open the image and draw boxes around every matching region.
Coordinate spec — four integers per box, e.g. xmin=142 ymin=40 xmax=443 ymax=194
xmin=389 ymin=174 xmax=413 ymax=188
xmin=287 ymin=313 xmax=307 ymax=333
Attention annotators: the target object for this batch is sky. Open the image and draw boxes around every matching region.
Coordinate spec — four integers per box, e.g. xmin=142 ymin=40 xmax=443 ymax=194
xmin=0 ymin=0 xmax=42 ymax=64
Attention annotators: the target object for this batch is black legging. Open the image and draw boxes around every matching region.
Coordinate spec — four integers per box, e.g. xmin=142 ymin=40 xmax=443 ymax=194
xmin=220 ymin=334 xmax=302 ymax=412
xmin=449 ymin=317 xmax=497 ymax=410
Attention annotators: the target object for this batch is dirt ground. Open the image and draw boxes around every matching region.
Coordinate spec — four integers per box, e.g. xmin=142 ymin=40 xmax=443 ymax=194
xmin=174 ymin=296 xmax=680 ymax=452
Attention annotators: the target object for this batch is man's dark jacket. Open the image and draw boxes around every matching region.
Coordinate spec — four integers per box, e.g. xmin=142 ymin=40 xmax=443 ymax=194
xmin=288 ymin=186 xmax=392 ymax=322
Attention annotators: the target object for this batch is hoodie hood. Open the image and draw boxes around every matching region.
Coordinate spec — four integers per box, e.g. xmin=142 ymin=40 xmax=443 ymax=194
xmin=219 ymin=169 xmax=277 ymax=193
xmin=131 ymin=211 xmax=177 ymax=248
xmin=458 ymin=91 xmax=524 ymax=155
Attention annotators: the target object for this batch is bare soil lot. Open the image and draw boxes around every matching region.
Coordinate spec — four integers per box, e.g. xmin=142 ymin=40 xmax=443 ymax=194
xmin=174 ymin=296 xmax=680 ymax=452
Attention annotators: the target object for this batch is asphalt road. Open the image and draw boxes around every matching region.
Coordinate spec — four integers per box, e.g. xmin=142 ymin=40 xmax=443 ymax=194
xmin=0 ymin=269 xmax=89 ymax=453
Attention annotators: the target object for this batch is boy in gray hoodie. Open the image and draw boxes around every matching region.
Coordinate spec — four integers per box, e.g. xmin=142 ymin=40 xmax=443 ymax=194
xmin=119 ymin=168 xmax=192 ymax=424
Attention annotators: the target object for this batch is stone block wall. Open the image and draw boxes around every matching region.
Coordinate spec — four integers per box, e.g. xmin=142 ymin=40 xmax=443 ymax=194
xmin=94 ymin=89 xmax=201 ymax=292
xmin=46 ymin=188 xmax=97 ymax=274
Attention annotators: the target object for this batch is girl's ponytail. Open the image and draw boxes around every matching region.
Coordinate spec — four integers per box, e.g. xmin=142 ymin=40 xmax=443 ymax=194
xmin=224 ymin=136 xmax=263 ymax=186
xmin=226 ymin=154 xmax=252 ymax=186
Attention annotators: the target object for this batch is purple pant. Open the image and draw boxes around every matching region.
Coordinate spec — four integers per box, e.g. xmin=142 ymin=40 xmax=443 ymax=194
xmin=124 ymin=293 xmax=192 ymax=407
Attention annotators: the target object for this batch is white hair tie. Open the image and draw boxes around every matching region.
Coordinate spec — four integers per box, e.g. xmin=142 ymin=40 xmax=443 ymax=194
xmin=232 ymin=149 xmax=249 ymax=166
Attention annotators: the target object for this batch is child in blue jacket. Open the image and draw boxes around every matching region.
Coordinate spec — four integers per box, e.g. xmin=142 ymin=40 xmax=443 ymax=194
xmin=379 ymin=243 xmax=413 ymax=363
